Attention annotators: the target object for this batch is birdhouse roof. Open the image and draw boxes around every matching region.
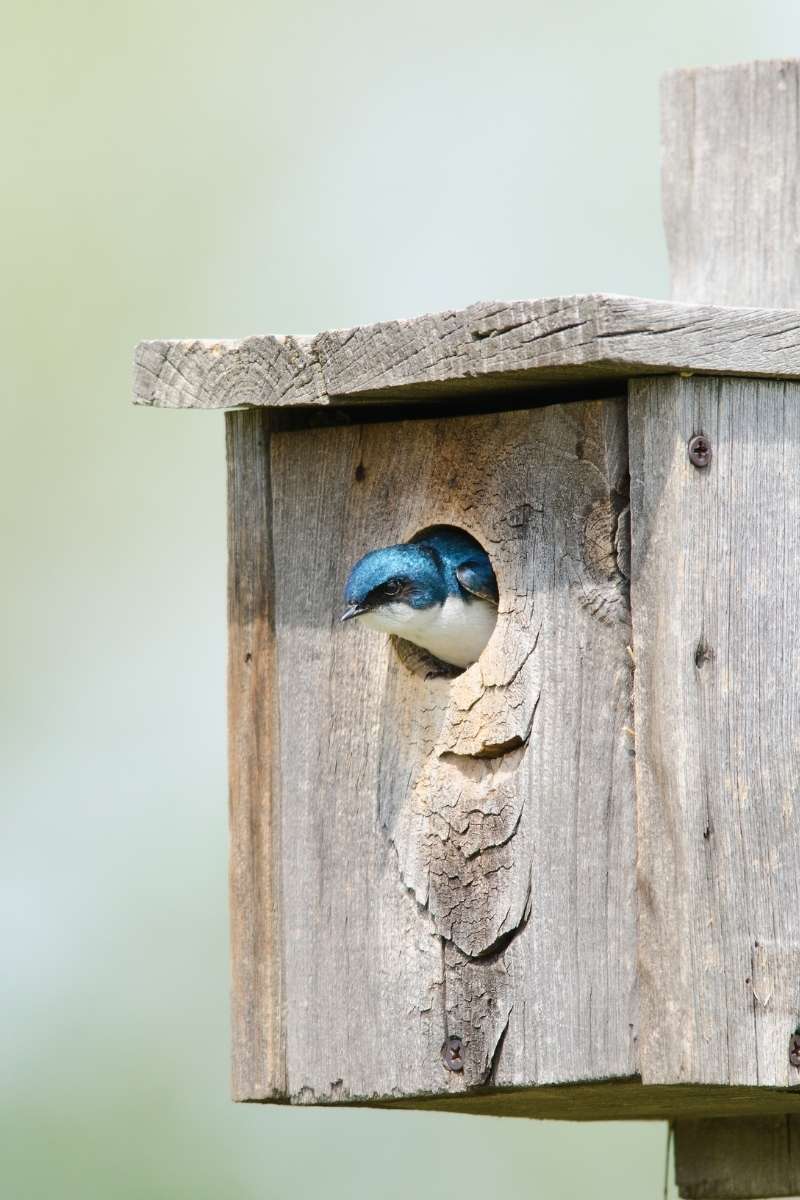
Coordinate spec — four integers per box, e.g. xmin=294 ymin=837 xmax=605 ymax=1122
xmin=134 ymin=293 xmax=800 ymax=412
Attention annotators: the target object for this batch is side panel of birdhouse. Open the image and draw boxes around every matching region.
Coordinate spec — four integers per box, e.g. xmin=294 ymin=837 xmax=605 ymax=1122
xmin=630 ymin=375 xmax=800 ymax=1090
xmin=263 ymin=398 xmax=636 ymax=1105
xmin=227 ymin=409 xmax=285 ymax=1100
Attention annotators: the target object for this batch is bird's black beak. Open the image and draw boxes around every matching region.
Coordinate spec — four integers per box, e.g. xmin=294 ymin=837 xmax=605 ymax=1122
xmin=341 ymin=602 xmax=368 ymax=622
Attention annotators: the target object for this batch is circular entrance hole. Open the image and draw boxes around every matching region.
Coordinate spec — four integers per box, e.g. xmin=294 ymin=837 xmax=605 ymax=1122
xmin=391 ymin=525 xmax=498 ymax=680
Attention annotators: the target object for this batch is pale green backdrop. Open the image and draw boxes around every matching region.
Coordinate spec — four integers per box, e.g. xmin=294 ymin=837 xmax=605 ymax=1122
xmin=3 ymin=3 xmax=798 ymax=1197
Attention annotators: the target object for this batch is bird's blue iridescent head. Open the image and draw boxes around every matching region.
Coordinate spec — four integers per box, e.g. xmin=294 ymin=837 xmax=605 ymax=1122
xmin=342 ymin=543 xmax=446 ymax=621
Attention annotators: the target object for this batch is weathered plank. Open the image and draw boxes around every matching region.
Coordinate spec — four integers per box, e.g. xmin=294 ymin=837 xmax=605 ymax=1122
xmin=662 ymin=58 xmax=800 ymax=1196
xmin=134 ymin=294 xmax=800 ymax=411
xmin=226 ymin=410 xmax=286 ymax=1100
xmin=390 ymin=1082 xmax=800 ymax=1122
xmin=138 ymin=335 xmax=325 ymax=410
xmin=675 ymin=1117 xmax=800 ymax=1199
xmin=662 ymin=60 xmax=800 ymax=309
xmin=264 ymin=398 xmax=637 ymax=1108
xmin=630 ymin=375 xmax=800 ymax=1095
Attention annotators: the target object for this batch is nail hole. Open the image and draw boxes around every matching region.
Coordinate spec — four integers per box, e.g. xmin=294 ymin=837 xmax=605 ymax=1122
xmin=694 ymin=640 xmax=713 ymax=669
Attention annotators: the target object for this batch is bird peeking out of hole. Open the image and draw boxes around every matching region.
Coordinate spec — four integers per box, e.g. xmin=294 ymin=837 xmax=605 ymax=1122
xmin=341 ymin=526 xmax=498 ymax=669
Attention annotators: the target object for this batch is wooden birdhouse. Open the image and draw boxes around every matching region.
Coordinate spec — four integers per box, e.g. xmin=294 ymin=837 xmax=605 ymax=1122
xmin=135 ymin=60 xmax=800 ymax=1199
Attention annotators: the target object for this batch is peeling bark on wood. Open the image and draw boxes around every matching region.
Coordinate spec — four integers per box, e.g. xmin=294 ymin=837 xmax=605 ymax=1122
xmin=265 ymin=398 xmax=636 ymax=1103
xmin=134 ymin=294 xmax=800 ymax=411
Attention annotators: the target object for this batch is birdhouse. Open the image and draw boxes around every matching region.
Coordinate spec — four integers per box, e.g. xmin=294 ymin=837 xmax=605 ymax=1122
xmin=135 ymin=59 xmax=800 ymax=1200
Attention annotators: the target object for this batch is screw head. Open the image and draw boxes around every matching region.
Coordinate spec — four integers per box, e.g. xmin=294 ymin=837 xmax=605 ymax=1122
xmin=441 ymin=1034 xmax=464 ymax=1072
xmin=789 ymin=1032 xmax=800 ymax=1068
xmin=688 ymin=434 xmax=712 ymax=468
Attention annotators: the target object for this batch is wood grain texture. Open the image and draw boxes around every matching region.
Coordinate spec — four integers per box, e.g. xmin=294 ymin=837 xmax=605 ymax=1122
xmin=662 ymin=57 xmax=800 ymax=1197
xmin=134 ymin=294 xmax=800 ymax=410
xmin=138 ymin=335 xmax=325 ymax=410
xmin=266 ymin=399 xmax=637 ymax=1104
xmin=226 ymin=410 xmax=286 ymax=1099
xmin=663 ymin=60 xmax=800 ymax=308
xmin=630 ymin=375 xmax=800 ymax=1093
xmin=675 ymin=1118 xmax=800 ymax=1198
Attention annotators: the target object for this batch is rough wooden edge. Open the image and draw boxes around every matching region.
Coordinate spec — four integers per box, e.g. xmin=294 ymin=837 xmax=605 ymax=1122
xmin=244 ymin=1079 xmax=800 ymax=1123
xmin=226 ymin=409 xmax=286 ymax=1100
xmin=134 ymin=294 xmax=800 ymax=411
xmin=395 ymin=1083 xmax=800 ymax=1124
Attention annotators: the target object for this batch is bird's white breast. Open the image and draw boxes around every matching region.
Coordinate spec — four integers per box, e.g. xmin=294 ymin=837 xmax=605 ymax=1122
xmin=360 ymin=595 xmax=496 ymax=668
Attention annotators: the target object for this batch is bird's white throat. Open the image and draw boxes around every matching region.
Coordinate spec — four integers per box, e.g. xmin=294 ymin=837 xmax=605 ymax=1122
xmin=359 ymin=594 xmax=496 ymax=668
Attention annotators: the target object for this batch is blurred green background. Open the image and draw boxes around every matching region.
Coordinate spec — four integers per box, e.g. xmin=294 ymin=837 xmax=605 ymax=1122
xmin=3 ymin=2 xmax=799 ymax=1196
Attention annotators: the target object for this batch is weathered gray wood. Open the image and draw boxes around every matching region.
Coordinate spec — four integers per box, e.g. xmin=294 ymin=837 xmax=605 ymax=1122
xmin=145 ymin=55 xmax=800 ymax=1164
xmin=662 ymin=60 xmax=800 ymax=309
xmin=138 ymin=335 xmax=325 ymax=410
xmin=630 ymin=375 xmax=800 ymax=1094
xmin=264 ymin=398 xmax=637 ymax=1108
xmin=675 ymin=1118 xmax=800 ymax=1198
xmin=134 ymin=294 xmax=800 ymax=411
xmin=662 ymin=58 xmax=800 ymax=1196
xmin=226 ymin=410 xmax=285 ymax=1100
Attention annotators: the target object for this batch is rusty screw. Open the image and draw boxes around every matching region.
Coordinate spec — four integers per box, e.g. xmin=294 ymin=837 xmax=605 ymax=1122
xmin=688 ymin=434 xmax=712 ymax=468
xmin=441 ymin=1034 xmax=464 ymax=1072
xmin=789 ymin=1030 xmax=800 ymax=1068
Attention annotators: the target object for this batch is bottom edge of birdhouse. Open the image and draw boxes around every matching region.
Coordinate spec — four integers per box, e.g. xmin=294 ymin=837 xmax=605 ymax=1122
xmin=236 ymin=1078 xmax=800 ymax=1122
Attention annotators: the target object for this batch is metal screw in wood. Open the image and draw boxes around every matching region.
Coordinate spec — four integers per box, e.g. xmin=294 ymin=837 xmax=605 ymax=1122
xmin=441 ymin=1035 xmax=464 ymax=1072
xmin=688 ymin=434 xmax=712 ymax=468
xmin=789 ymin=1031 xmax=800 ymax=1069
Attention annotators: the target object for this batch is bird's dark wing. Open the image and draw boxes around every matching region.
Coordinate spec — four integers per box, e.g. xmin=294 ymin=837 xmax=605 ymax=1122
xmin=455 ymin=558 xmax=499 ymax=605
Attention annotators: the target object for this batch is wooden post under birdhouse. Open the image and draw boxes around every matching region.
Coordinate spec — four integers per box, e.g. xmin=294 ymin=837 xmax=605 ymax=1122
xmin=134 ymin=57 xmax=800 ymax=1200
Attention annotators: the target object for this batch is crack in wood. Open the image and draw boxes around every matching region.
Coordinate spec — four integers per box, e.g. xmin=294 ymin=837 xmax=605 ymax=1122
xmin=265 ymin=396 xmax=635 ymax=1101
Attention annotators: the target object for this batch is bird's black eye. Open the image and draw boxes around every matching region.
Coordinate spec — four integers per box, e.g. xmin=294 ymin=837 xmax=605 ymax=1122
xmin=383 ymin=578 xmax=402 ymax=596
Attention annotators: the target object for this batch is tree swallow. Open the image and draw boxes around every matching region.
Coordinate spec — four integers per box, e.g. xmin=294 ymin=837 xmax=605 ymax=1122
xmin=341 ymin=526 xmax=498 ymax=669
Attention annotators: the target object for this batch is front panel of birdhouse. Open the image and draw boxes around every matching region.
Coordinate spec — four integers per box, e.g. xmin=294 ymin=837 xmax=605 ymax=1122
xmin=227 ymin=397 xmax=638 ymax=1106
